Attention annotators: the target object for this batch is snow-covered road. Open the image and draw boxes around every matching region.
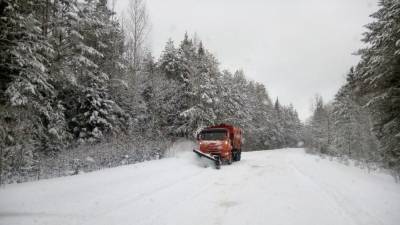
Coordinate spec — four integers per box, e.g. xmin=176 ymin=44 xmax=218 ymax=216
xmin=1 ymin=148 xmax=399 ymax=225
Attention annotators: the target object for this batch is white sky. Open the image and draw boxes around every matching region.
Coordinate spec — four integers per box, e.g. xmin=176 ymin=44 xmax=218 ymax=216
xmin=115 ymin=0 xmax=378 ymax=121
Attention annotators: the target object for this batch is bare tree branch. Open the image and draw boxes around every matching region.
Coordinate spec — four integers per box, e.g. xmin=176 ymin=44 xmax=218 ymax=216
xmin=125 ymin=0 xmax=150 ymax=73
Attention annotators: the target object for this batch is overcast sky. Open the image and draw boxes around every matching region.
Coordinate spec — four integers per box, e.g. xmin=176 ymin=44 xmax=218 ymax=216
xmin=115 ymin=0 xmax=378 ymax=121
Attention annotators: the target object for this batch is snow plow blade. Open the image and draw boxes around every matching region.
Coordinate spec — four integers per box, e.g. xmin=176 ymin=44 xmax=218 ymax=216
xmin=193 ymin=149 xmax=219 ymax=162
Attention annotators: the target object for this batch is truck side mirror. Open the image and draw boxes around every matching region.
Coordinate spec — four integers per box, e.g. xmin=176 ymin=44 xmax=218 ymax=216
xmin=196 ymin=133 xmax=201 ymax=140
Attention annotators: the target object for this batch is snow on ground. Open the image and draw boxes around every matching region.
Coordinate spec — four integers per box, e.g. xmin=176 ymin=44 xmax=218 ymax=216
xmin=1 ymin=146 xmax=399 ymax=225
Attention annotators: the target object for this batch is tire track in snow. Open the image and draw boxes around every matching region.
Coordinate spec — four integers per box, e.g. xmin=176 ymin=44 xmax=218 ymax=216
xmin=136 ymin=170 xmax=223 ymax=225
xmin=288 ymin=158 xmax=384 ymax=225
xmin=210 ymin=160 xmax=261 ymax=225
xmin=87 ymin=169 xmax=207 ymax=222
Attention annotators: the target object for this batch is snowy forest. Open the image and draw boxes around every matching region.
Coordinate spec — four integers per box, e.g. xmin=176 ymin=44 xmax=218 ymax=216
xmin=0 ymin=0 xmax=303 ymax=184
xmin=304 ymin=0 xmax=400 ymax=178
xmin=0 ymin=0 xmax=399 ymax=184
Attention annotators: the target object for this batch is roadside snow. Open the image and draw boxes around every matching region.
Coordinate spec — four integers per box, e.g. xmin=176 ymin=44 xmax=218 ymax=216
xmin=0 ymin=148 xmax=399 ymax=225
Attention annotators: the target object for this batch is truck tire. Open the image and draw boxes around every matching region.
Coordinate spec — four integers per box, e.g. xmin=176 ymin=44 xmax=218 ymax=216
xmin=228 ymin=153 xmax=233 ymax=165
xmin=237 ymin=151 xmax=241 ymax=161
xmin=216 ymin=161 xmax=221 ymax=169
xmin=215 ymin=156 xmax=221 ymax=169
xmin=233 ymin=150 xmax=240 ymax=161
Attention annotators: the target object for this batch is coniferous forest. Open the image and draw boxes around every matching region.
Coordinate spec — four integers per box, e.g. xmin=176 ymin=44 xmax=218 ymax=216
xmin=304 ymin=0 xmax=400 ymax=179
xmin=0 ymin=0 xmax=303 ymax=183
xmin=0 ymin=0 xmax=399 ymax=184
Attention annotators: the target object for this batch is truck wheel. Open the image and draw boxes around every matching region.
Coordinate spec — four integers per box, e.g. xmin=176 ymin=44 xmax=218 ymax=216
xmin=215 ymin=161 xmax=221 ymax=169
xmin=228 ymin=154 xmax=233 ymax=165
xmin=216 ymin=155 xmax=222 ymax=169
xmin=233 ymin=151 xmax=239 ymax=161
xmin=237 ymin=151 xmax=241 ymax=161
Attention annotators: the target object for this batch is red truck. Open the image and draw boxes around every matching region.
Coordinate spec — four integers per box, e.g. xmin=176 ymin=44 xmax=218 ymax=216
xmin=193 ymin=124 xmax=243 ymax=169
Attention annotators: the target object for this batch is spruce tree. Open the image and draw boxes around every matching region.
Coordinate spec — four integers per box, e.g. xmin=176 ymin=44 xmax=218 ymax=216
xmin=356 ymin=0 xmax=400 ymax=173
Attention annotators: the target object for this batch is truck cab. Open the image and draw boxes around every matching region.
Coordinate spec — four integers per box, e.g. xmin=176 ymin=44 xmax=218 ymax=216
xmin=195 ymin=124 xmax=242 ymax=168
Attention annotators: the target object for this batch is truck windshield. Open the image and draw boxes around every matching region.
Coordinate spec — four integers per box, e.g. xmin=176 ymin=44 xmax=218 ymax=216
xmin=201 ymin=130 xmax=227 ymax=140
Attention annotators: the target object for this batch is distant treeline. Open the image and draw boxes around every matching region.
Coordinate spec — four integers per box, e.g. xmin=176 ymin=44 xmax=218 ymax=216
xmin=304 ymin=0 xmax=400 ymax=178
xmin=0 ymin=0 xmax=302 ymax=184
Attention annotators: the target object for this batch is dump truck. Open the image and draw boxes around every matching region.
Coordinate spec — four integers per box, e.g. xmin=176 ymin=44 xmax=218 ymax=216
xmin=193 ymin=124 xmax=243 ymax=169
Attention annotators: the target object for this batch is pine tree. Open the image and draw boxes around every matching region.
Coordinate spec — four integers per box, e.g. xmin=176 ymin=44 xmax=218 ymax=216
xmin=215 ymin=70 xmax=247 ymax=127
xmin=309 ymin=95 xmax=331 ymax=153
xmin=281 ymin=104 xmax=303 ymax=147
xmin=356 ymin=0 xmax=400 ymax=173
xmin=157 ymin=35 xmax=199 ymax=136
xmin=331 ymin=84 xmax=378 ymax=160
xmin=0 ymin=0 xmax=67 ymax=182
xmin=181 ymin=43 xmax=219 ymax=135
xmin=1 ymin=0 xmax=53 ymax=108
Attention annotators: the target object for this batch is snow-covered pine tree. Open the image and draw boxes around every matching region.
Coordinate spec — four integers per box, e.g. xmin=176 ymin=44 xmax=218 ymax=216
xmin=78 ymin=0 xmax=130 ymax=139
xmin=355 ymin=0 xmax=400 ymax=173
xmin=271 ymin=98 xmax=286 ymax=148
xmin=84 ymin=0 xmax=127 ymax=81
xmin=308 ymin=95 xmax=331 ymax=153
xmin=158 ymin=36 xmax=197 ymax=137
xmin=158 ymin=39 xmax=189 ymax=82
xmin=214 ymin=69 xmax=250 ymax=132
xmin=280 ymin=104 xmax=303 ymax=147
xmin=1 ymin=0 xmax=51 ymax=107
xmin=331 ymin=83 xmax=378 ymax=160
xmin=46 ymin=0 xmax=124 ymax=142
xmin=237 ymin=79 xmax=273 ymax=150
xmin=140 ymin=56 xmax=180 ymax=139
xmin=180 ymin=42 xmax=220 ymax=136
xmin=0 ymin=0 xmax=70 ymax=182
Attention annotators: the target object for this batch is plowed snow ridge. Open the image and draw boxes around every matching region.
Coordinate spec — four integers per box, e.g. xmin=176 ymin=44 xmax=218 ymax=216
xmin=1 ymin=148 xmax=399 ymax=225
